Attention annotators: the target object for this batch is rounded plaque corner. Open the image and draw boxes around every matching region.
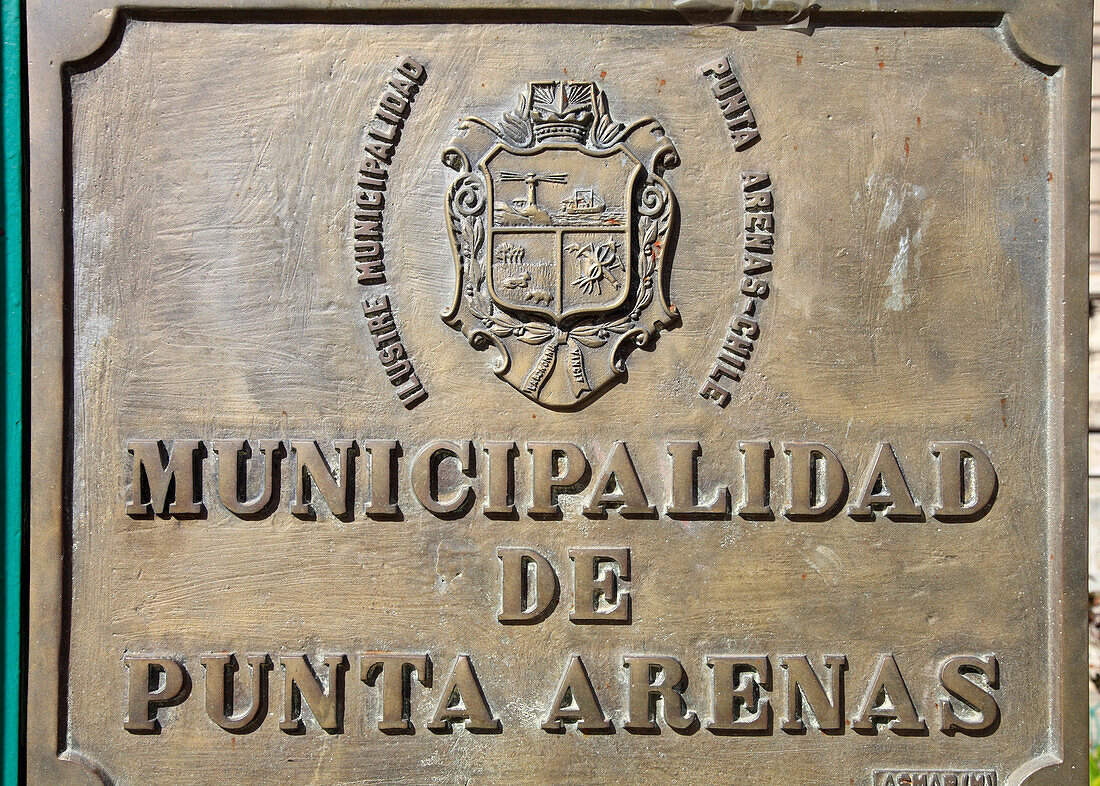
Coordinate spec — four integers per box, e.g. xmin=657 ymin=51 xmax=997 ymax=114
xmin=55 ymin=748 xmax=116 ymax=786
xmin=1000 ymin=1 xmax=1090 ymax=75
xmin=1007 ymin=752 xmax=1081 ymax=786
xmin=59 ymin=6 xmax=128 ymax=79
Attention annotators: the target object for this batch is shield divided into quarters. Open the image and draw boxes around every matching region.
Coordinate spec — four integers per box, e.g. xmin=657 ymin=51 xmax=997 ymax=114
xmin=480 ymin=143 xmax=641 ymax=324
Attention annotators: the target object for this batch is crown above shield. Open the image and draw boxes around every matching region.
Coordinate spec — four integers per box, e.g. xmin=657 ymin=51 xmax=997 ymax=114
xmin=528 ymin=81 xmax=597 ymax=143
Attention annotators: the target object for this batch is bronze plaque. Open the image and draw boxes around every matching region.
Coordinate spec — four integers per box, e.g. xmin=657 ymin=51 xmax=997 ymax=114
xmin=26 ymin=1 xmax=1088 ymax=783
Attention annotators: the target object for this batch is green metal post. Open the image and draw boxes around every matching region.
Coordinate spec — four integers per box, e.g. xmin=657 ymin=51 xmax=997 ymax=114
xmin=0 ymin=0 xmax=22 ymax=783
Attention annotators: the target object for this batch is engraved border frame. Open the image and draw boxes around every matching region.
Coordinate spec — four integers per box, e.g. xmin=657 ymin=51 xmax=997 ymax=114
xmin=24 ymin=1 xmax=1089 ymax=783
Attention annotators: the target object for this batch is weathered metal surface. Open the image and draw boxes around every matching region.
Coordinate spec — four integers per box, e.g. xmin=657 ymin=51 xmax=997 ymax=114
xmin=25 ymin=2 xmax=1088 ymax=784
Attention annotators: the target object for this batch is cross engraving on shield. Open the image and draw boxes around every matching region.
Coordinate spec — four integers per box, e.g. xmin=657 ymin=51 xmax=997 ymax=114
xmin=442 ymin=81 xmax=680 ymax=409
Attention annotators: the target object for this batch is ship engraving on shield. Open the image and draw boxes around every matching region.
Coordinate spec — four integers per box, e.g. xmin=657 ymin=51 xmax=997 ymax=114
xmin=442 ymin=80 xmax=681 ymax=409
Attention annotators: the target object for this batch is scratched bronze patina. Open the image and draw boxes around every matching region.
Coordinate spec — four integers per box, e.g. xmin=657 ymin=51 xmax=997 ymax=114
xmin=25 ymin=1 xmax=1088 ymax=783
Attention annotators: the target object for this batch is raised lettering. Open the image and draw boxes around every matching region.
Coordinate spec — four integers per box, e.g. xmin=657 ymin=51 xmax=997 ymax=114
xmin=779 ymin=655 xmax=847 ymax=733
xmin=126 ymin=439 xmax=203 ymax=517
xmin=201 ymin=653 xmax=269 ymax=733
xmin=738 ymin=440 xmax=773 ymax=519
xmin=569 ymin=547 xmax=630 ymax=624
xmin=939 ymin=655 xmax=999 ymax=734
xmin=410 ymin=440 xmax=474 ymax=516
xmin=623 ymin=655 xmax=697 ymax=733
xmin=668 ymin=441 xmax=729 ymax=517
xmin=498 ymin=547 xmax=559 ymax=624
xmin=707 ymin=655 xmax=771 ymax=733
xmin=289 ymin=440 xmax=355 ymax=518
xmin=211 ymin=439 xmax=281 ymax=517
xmin=851 ymin=654 xmax=926 ymax=734
xmin=584 ymin=442 xmax=655 ymax=517
xmin=931 ymin=441 xmax=997 ymax=521
xmin=542 ymin=655 xmax=611 ymax=733
xmin=848 ymin=442 xmax=923 ymax=520
xmin=426 ymin=655 xmax=500 ymax=733
xmin=783 ymin=442 xmax=848 ymax=520
xmin=278 ymin=654 xmax=347 ymax=734
xmin=483 ymin=441 xmax=517 ymax=517
xmin=360 ymin=652 xmax=430 ymax=733
xmin=124 ymin=656 xmax=190 ymax=733
xmin=528 ymin=442 xmax=588 ymax=516
xmin=363 ymin=439 xmax=400 ymax=518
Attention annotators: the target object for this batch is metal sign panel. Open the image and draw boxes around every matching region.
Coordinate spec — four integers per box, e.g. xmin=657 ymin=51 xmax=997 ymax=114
xmin=25 ymin=2 xmax=1088 ymax=783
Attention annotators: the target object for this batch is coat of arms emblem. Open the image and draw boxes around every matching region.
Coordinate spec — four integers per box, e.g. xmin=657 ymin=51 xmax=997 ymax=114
xmin=442 ymin=81 xmax=680 ymax=409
